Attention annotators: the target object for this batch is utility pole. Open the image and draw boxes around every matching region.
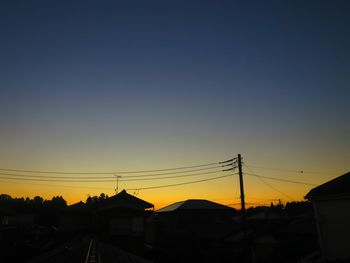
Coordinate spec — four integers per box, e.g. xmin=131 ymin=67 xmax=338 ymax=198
xmin=236 ymin=154 xmax=249 ymax=263
xmin=237 ymin=154 xmax=246 ymax=214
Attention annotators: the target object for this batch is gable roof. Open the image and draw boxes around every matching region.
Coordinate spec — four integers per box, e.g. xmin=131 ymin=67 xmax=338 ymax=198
xmin=157 ymin=199 xmax=236 ymax=212
xmin=97 ymin=190 xmax=154 ymax=211
xmin=305 ymin=172 xmax=350 ymax=200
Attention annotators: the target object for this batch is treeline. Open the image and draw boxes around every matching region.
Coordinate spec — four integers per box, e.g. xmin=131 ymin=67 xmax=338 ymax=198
xmin=245 ymin=200 xmax=312 ymax=217
xmin=0 ymin=193 xmax=112 ymax=226
xmin=0 ymin=194 xmax=67 ymax=226
xmin=86 ymin=193 xmax=109 ymax=206
xmin=0 ymin=193 xmax=112 ymax=209
xmin=0 ymin=193 xmax=111 ymax=212
xmin=0 ymin=194 xmax=67 ymax=212
xmin=1 ymin=193 xmax=312 ymax=220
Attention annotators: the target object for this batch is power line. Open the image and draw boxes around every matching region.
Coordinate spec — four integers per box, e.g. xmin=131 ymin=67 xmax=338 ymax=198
xmin=0 ymin=180 xmax=112 ymax=191
xmin=243 ymin=164 xmax=306 ymax=202
xmin=119 ymin=165 xmax=227 ymax=178
xmin=0 ymin=169 xmax=232 ymax=182
xmin=0 ymin=159 xmax=231 ymax=175
xmin=0 ymin=165 xmax=226 ymax=179
xmin=253 ymin=175 xmax=294 ymax=201
xmin=245 ymin=172 xmax=318 ymax=186
xmin=126 ymin=173 xmax=234 ymax=191
xmin=0 ymin=172 xmax=115 ymax=179
xmin=120 ymin=170 xmax=235 ymax=181
xmin=0 ymin=176 xmax=117 ymax=183
xmin=226 ymin=202 xmax=271 ymax=207
xmin=219 ymin=158 xmax=235 ymax=164
xmin=245 ymin=164 xmax=334 ymax=175
xmin=211 ymin=197 xmax=240 ymax=202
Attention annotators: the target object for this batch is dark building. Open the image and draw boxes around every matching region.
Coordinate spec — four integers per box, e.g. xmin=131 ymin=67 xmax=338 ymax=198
xmin=95 ymin=190 xmax=154 ymax=236
xmin=146 ymin=199 xmax=237 ymax=246
xmin=305 ymin=172 xmax=350 ymax=262
xmin=59 ymin=201 xmax=91 ymax=234
xmin=94 ymin=190 xmax=154 ymax=254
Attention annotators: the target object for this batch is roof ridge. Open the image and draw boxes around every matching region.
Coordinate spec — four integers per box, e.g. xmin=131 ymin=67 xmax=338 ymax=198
xmin=306 ymin=172 xmax=350 ymax=200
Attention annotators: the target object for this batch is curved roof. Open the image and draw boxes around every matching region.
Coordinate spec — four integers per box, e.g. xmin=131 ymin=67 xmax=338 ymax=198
xmin=157 ymin=199 xmax=236 ymax=212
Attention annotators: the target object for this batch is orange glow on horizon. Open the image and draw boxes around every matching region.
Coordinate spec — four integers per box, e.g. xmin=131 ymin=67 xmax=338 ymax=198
xmin=1 ymin=160 xmax=346 ymax=210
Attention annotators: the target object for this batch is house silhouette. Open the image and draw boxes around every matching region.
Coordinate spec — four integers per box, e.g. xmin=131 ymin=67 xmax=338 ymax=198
xmin=306 ymin=172 xmax=350 ymax=262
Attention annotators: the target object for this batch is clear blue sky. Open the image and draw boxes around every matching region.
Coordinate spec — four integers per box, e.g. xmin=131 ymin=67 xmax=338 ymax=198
xmin=0 ymin=0 xmax=349 ymax=206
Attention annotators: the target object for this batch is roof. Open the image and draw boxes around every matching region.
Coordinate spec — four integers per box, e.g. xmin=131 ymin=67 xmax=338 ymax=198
xmin=157 ymin=199 xmax=236 ymax=212
xmin=306 ymin=172 xmax=350 ymax=200
xmin=97 ymin=190 xmax=154 ymax=211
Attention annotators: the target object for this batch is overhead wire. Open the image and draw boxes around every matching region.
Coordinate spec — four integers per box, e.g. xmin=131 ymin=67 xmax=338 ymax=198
xmin=244 ymin=172 xmax=318 ymax=186
xmin=120 ymin=170 xmax=234 ymax=181
xmin=0 ymin=159 xmax=232 ymax=175
xmin=0 ymin=156 xmax=323 ymax=204
xmin=0 ymin=158 xmax=235 ymax=196
xmin=0 ymin=180 xmax=112 ymax=191
xmin=0 ymin=172 xmax=114 ymax=179
xmin=118 ymin=165 xmax=229 ymax=178
xmin=245 ymin=164 xmax=334 ymax=175
xmin=253 ymin=175 xmax=294 ymax=201
xmin=0 ymin=165 xmax=227 ymax=179
xmin=0 ymin=156 xmax=323 ymax=202
xmin=226 ymin=202 xmax=271 ymax=207
xmin=243 ymin=164 xmax=297 ymax=201
xmin=243 ymin=162 xmax=318 ymax=186
xmin=0 ymin=170 xmax=234 ymax=182
xmin=126 ymin=173 xmax=234 ymax=191
xmin=0 ymin=176 xmax=117 ymax=183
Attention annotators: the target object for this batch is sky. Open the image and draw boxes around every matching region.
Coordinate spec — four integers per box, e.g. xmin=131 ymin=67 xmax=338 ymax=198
xmin=0 ymin=0 xmax=349 ymax=209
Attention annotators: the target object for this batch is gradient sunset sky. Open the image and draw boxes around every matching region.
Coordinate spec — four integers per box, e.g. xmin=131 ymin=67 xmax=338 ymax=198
xmin=0 ymin=1 xmax=349 ymax=209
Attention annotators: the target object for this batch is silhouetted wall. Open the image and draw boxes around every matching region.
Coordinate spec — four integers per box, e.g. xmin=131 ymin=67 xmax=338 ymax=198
xmin=313 ymin=198 xmax=350 ymax=261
